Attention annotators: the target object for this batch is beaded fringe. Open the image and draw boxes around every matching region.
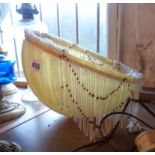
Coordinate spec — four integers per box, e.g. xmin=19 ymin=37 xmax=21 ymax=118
xmin=22 ymin=29 xmax=141 ymax=141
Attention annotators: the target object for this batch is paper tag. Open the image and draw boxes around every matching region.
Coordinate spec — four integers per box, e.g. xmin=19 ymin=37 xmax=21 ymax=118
xmin=31 ymin=60 xmax=41 ymax=72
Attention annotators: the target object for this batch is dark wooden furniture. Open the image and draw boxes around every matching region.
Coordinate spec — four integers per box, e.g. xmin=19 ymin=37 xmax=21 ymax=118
xmin=140 ymin=88 xmax=155 ymax=101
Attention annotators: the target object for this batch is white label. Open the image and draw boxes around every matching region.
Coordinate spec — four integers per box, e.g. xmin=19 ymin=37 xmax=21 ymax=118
xmin=31 ymin=60 xmax=41 ymax=72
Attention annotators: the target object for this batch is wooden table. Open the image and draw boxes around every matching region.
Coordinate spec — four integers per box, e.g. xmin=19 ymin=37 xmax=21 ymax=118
xmin=140 ymin=88 xmax=155 ymax=101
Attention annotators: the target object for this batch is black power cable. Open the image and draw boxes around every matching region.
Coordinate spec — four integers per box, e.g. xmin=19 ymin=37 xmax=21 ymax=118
xmin=72 ymin=99 xmax=155 ymax=152
xmin=72 ymin=122 xmax=120 ymax=152
xmin=132 ymin=99 xmax=155 ymax=118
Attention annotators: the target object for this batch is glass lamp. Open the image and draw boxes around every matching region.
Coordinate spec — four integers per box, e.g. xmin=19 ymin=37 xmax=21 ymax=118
xmin=14 ymin=3 xmax=48 ymax=103
xmin=0 ymin=3 xmax=24 ymax=152
xmin=0 ymin=55 xmax=25 ymax=123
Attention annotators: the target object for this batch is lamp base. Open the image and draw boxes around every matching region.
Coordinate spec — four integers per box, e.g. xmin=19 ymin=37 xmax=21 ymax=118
xmin=0 ymin=99 xmax=25 ymax=123
xmin=1 ymin=83 xmax=17 ymax=96
xmin=0 ymin=140 xmax=21 ymax=152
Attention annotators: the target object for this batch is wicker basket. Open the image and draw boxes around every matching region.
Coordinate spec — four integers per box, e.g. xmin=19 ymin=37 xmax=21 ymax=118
xmin=135 ymin=129 xmax=155 ymax=152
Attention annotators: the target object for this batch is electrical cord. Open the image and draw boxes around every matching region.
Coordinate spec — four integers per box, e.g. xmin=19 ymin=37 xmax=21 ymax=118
xmin=73 ymin=139 xmax=105 ymax=152
xmin=132 ymin=99 xmax=155 ymax=118
xmin=72 ymin=99 xmax=155 ymax=152
xmin=99 ymin=111 xmax=154 ymax=134
xmin=72 ymin=119 xmax=120 ymax=152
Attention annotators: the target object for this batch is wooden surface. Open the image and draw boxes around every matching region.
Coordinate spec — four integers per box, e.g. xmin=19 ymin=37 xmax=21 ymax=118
xmin=0 ymin=110 xmax=137 ymax=152
xmin=108 ymin=3 xmax=118 ymax=60
xmin=0 ymin=88 xmax=49 ymax=134
xmin=140 ymin=88 xmax=155 ymax=101
xmin=0 ymin=110 xmax=90 ymax=152
xmin=136 ymin=40 xmax=155 ymax=88
xmin=0 ymin=88 xmax=135 ymax=152
xmin=0 ymin=89 xmax=155 ymax=151
xmin=119 ymin=4 xmax=155 ymax=88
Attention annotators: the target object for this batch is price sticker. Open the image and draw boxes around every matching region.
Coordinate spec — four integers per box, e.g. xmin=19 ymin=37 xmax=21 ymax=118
xmin=31 ymin=60 xmax=41 ymax=72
